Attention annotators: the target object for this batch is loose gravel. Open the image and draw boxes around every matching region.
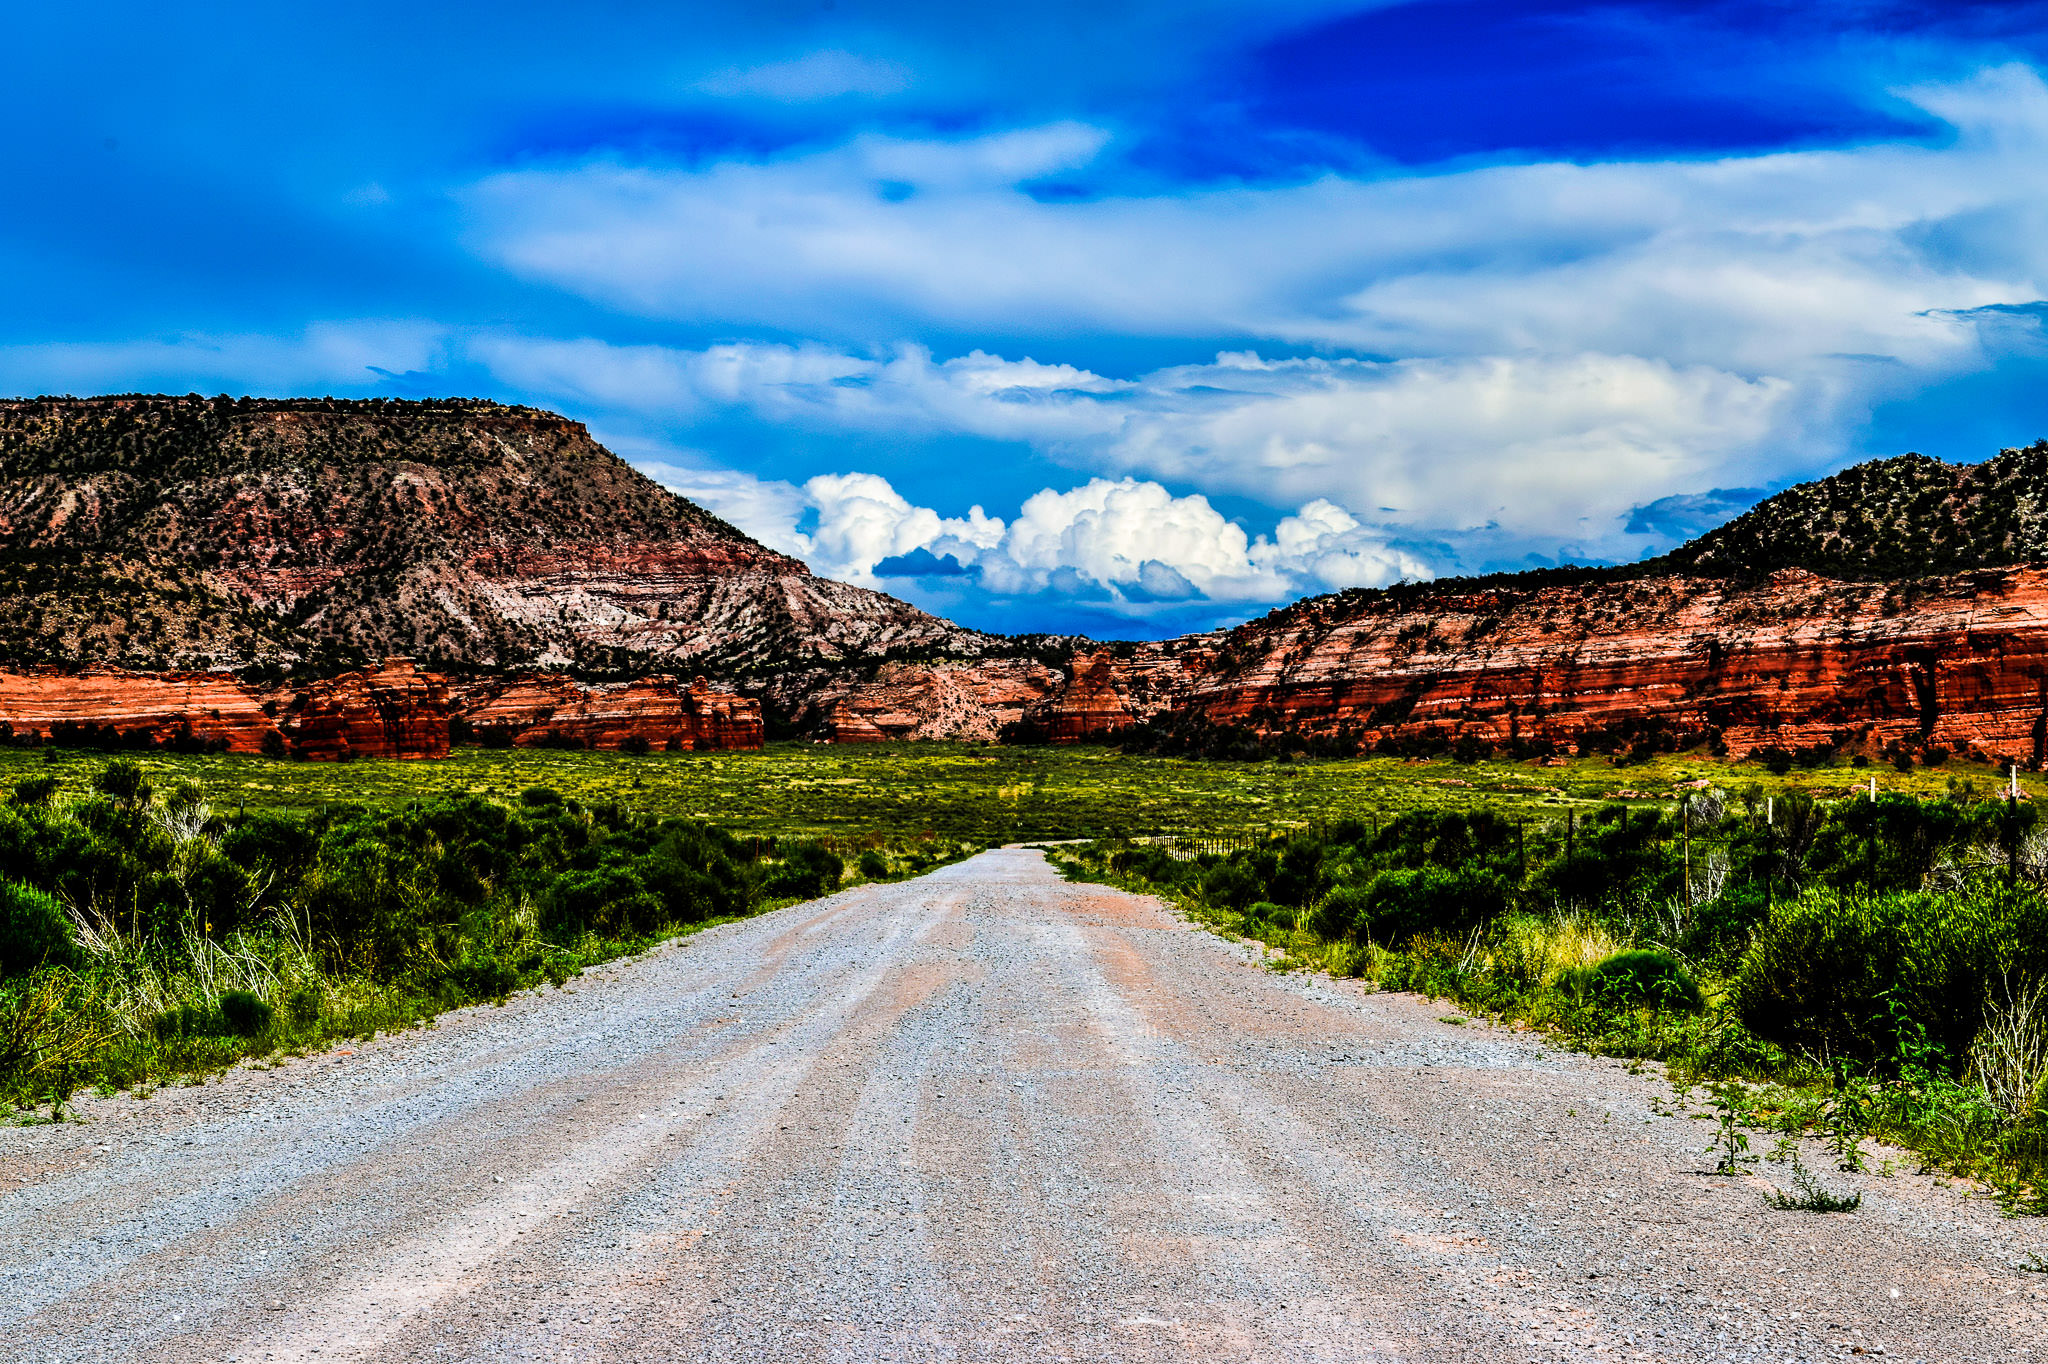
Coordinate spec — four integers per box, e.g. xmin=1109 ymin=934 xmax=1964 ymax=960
xmin=4 ymin=847 xmax=2045 ymax=1362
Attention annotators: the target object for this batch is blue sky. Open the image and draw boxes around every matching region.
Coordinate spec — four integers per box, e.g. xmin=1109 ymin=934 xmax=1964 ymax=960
xmin=10 ymin=2 xmax=2048 ymax=636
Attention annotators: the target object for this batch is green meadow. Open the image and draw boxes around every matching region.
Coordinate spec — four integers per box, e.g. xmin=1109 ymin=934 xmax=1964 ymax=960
xmin=0 ymin=741 xmax=2029 ymax=843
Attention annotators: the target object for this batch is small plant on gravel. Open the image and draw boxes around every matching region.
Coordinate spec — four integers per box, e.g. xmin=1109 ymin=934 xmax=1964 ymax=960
xmin=1823 ymin=1074 xmax=1873 ymax=1173
xmin=1765 ymin=1151 xmax=1862 ymax=1212
xmin=1706 ymin=1083 xmax=1756 ymax=1175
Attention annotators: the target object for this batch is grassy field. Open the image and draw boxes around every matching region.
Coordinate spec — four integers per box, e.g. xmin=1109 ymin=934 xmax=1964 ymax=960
xmin=0 ymin=741 xmax=2031 ymax=841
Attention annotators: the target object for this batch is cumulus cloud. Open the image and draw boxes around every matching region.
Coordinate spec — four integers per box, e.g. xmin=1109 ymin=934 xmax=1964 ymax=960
xmin=649 ymin=461 xmax=1428 ymax=611
xmin=476 ymin=333 xmax=1789 ymax=561
xmin=1103 ymin=351 xmax=1799 ymax=553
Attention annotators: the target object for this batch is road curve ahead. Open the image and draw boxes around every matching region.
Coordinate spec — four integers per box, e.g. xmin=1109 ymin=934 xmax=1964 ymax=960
xmin=5 ymin=848 xmax=2045 ymax=1363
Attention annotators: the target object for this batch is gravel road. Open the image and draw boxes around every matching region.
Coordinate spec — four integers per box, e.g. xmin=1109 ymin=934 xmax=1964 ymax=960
xmin=4 ymin=847 xmax=2045 ymax=1363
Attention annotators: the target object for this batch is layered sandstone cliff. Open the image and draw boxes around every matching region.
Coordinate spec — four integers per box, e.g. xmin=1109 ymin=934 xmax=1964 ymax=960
xmin=0 ymin=661 xmax=763 ymax=759
xmin=812 ymin=659 xmax=1065 ymax=743
xmin=454 ymin=673 xmax=763 ymax=751
xmin=1013 ymin=567 xmax=2048 ymax=766
xmin=283 ymin=660 xmax=452 ymax=761
xmin=0 ymin=668 xmax=279 ymax=752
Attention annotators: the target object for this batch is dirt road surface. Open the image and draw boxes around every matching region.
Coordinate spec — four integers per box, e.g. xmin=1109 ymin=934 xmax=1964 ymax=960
xmin=5 ymin=848 xmax=2045 ymax=1362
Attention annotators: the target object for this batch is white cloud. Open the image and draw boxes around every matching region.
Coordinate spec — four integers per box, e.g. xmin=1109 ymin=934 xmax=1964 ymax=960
xmin=648 ymin=461 xmax=1429 ymax=609
xmin=447 ymin=66 xmax=2048 ymax=563
xmin=475 ymin=334 xmax=1790 ymax=560
xmin=462 ymin=67 xmax=2048 ymax=372
xmin=1104 ymin=351 xmax=1799 ymax=550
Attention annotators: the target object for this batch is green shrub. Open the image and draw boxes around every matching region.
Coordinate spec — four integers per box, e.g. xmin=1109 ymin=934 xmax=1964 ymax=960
xmin=1245 ymin=900 xmax=1290 ymax=928
xmin=448 ymin=953 xmax=522 ymax=1001
xmin=763 ymin=842 xmax=842 ymax=900
xmin=93 ymin=759 xmax=149 ymax=805
xmin=858 ymin=850 xmax=889 ymax=880
xmin=218 ymin=990 xmax=273 ymax=1037
xmin=284 ymin=984 xmax=324 ymax=1026
xmin=9 ymin=776 xmax=57 ymax=807
xmin=1353 ymin=866 xmax=1508 ymax=946
xmin=1570 ymin=948 xmax=1704 ymax=1012
xmin=0 ymin=879 xmax=75 ymax=978
xmin=1731 ymin=886 xmax=2037 ymax=1068
xmin=1304 ymin=884 xmax=1372 ymax=940
xmin=541 ymin=866 xmax=662 ymax=936
xmin=1201 ymin=860 xmax=1263 ymax=912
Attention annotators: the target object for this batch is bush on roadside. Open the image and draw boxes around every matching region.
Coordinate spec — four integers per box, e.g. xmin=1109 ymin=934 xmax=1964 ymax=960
xmin=1566 ymin=948 xmax=1704 ymax=1012
xmin=763 ymin=841 xmax=842 ymax=900
xmin=1730 ymin=886 xmax=2045 ymax=1069
xmin=0 ymin=879 xmax=75 ymax=978
xmin=1351 ymin=865 xmax=1508 ymax=946
xmin=218 ymin=990 xmax=273 ymax=1037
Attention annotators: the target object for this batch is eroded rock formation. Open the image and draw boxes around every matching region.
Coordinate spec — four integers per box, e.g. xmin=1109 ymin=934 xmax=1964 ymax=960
xmin=1023 ymin=567 xmax=2048 ymax=765
xmin=454 ymin=673 xmax=763 ymax=751
xmin=0 ymin=660 xmax=763 ymax=760
xmin=0 ymin=668 xmax=279 ymax=752
xmin=283 ymin=659 xmax=452 ymax=761
xmin=812 ymin=660 xmax=1064 ymax=742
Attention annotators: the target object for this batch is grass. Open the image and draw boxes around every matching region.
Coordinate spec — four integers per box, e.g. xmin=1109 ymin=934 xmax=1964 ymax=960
xmin=0 ymin=742 xmax=2029 ymax=842
xmin=0 ymin=901 xmax=805 ymax=1124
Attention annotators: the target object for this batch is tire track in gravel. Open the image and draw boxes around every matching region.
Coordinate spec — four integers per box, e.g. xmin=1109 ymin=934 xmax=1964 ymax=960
xmin=4 ymin=847 xmax=2047 ymax=1363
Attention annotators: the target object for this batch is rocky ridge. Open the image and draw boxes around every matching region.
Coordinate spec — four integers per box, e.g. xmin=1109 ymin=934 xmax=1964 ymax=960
xmin=13 ymin=396 xmax=2048 ymax=766
xmin=1011 ymin=566 xmax=2048 ymax=765
xmin=0 ymin=394 xmax=996 ymax=675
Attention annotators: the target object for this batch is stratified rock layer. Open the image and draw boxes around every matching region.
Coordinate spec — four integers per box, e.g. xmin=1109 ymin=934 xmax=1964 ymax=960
xmin=0 ymin=661 xmax=763 ymax=759
xmin=455 ymin=673 xmax=764 ymax=751
xmin=0 ymin=668 xmax=280 ymax=751
xmin=814 ymin=660 xmax=1064 ymax=743
xmin=1015 ymin=567 xmax=2048 ymax=764
xmin=284 ymin=659 xmax=452 ymax=761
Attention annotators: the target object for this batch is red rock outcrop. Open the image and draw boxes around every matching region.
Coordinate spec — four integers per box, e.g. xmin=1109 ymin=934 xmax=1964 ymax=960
xmin=0 ymin=659 xmax=764 ymax=760
xmin=0 ymin=668 xmax=279 ymax=751
xmin=823 ymin=698 xmax=891 ymax=744
xmin=454 ymin=673 xmax=763 ymax=751
xmin=814 ymin=659 xmax=1064 ymax=742
xmin=282 ymin=659 xmax=452 ymax=761
xmin=1063 ymin=566 xmax=2048 ymax=765
xmin=1025 ymin=651 xmax=1140 ymax=741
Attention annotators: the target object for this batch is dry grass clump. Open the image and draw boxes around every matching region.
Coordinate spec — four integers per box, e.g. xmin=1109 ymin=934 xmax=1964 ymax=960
xmin=1972 ymin=976 xmax=2048 ymax=1122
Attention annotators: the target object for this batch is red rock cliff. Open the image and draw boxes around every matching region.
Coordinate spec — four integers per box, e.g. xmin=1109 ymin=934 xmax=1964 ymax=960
xmin=454 ymin=674 xmax=763 ymax=751
xmin=1034 ymin=566 xmax=2048 ymax=765
xmin=282 ymin=659 xmax=452 ymax=761
xmin=0 ymin=669 xmax=280 ymax=751
xmin=0 ymin=660 xmax=762 ymax=759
